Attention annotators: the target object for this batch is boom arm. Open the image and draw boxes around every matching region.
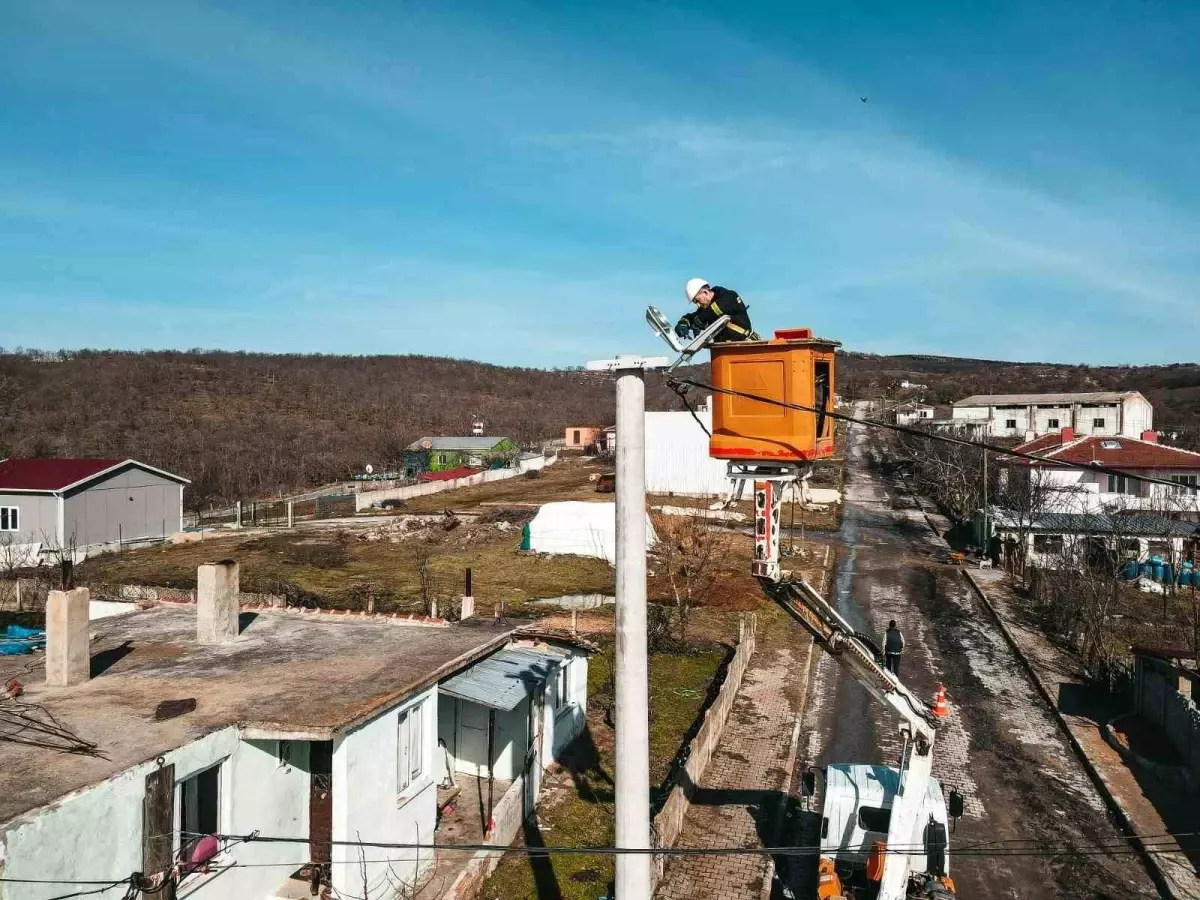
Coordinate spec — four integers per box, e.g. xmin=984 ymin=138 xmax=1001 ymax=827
xmin=749 ymin=478 xmax=944 ymax=900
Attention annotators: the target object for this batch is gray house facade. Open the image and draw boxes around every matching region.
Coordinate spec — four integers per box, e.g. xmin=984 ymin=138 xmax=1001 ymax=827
xmin=0 ymin=458 xmax=189 ymax=556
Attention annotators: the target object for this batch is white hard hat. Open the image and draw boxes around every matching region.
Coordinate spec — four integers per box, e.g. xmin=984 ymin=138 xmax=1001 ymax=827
xmin=685 ymin=278 xmax=709 ymax=303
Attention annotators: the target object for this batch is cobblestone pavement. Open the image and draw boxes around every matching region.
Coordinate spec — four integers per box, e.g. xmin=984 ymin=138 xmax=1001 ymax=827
xmin=781 ymin=412 xmax=1158 ymax=899
xmin=656 ymin=642 xmax=812 ymax=900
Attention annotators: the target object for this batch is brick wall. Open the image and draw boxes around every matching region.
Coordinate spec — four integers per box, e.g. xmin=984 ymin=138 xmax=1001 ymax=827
xmin=650 ymin=613 xmax=757 ymax=890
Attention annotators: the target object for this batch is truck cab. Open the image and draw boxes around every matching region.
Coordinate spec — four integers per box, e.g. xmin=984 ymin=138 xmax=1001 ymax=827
xmin=821 ymin=764 xmax=952 ymax=884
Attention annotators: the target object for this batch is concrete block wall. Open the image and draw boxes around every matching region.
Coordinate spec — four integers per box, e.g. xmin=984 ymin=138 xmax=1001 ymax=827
xmin=0 ymin=578 xmax=51 ymax=612
xmin=650 ymin=614 xmax=757 ymax=889
xmin=355 ymin=454 xmax=557 ymax=512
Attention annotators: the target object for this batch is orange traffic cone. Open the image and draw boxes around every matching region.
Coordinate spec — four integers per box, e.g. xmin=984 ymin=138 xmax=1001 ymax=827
xmin=931 ymin=684 xmax=949 ymax=718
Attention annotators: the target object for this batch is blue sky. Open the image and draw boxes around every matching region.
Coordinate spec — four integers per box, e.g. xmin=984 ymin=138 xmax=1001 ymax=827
xmin=2 ymin=0 xmax=1198 ymax=366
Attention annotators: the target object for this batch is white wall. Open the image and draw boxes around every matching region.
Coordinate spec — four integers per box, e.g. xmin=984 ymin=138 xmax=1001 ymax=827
xmin=0 ymin=729 xmax=309 ymax=900
xmin=331 ymin=687 xmax=438 ymax=897
xmin=1123 ymin=396 xmax=1154 ymax=437
xmin=548 ymin=653 xmax=589 ymax=757
xmin=645 ymin=410 xmax=730 ymax=498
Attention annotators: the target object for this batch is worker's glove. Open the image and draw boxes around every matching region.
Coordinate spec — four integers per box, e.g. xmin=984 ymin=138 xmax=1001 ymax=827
xmin=674 ymin=320 xmax=694 ymax=339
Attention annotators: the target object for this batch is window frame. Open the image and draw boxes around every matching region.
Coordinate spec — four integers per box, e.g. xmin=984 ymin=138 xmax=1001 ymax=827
xmin=1046 ymin=417 xmax=1060 ymax=430
xmin=175 ymin=761 xmax=224 ymax=856
xmin=553 ymin=661 xmax=573 ymax=717
xmin=0 ymin=506 xmax=18 ymax=532
xmin=1032 ymin=534 xmax=1064 ymax=556
xmin=1004 ymin=419 xmax=1018 ymax=430
xmin=1107 ymin=474 xmax=1132 ymax=495
xmin=1093 ymin=418 xmax=1106 ymax=429
xmin=397 ymin=700 xmax=427 ymax=802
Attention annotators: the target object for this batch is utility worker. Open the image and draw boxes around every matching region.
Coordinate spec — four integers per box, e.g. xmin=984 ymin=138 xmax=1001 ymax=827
xmin=675 ymin=278 xmax=759 ymax=343
xmin=884 ymin=620 xmax=904 ymax=677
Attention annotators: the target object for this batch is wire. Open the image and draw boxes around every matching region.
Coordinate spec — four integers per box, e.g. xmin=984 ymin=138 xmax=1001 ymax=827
xmin=40 ymin=883 xmax=126 ymax=900
xmin=668 ymin=375 xmax=1200 ymax=497
xmin=204 ymin=832 xmax=1200 ymax=859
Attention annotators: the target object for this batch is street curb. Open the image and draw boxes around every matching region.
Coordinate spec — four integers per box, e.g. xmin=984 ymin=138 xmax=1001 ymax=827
xmin=960 ymin=568 xmax=1177 ymax=900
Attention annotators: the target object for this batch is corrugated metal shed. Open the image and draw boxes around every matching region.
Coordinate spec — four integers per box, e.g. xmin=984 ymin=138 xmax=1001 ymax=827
xmin=439 ymin=646 xmax=569 ymax=711
xmin=645 ymin=410 xmax=730 ymax=497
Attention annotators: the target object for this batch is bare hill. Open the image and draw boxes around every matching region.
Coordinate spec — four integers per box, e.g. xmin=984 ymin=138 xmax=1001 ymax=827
xmin=2 ymin=349 xmax=1197 ymax=507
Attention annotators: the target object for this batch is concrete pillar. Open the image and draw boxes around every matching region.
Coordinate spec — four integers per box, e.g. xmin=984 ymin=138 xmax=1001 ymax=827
xmin=46 ymin=588 xmax=90 ymax=687
xmin=235 ymin=501 xmax=243 ymax=529
xmin=613 ymin=366 xmax=652 ymax=898
xmin=287 ymin=500 xmax=294 ymax=529
xmin=197 ymin=561 xmax=239 ymax=644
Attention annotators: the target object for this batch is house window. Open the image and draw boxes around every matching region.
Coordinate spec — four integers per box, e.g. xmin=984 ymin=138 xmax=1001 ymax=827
xmin=1147 ymin=540 xmax=1172 ymax=559
xmin=1093 ymin=418 xmax=1106 ymax=429
xmin=919 ymin=409 xmax=930 ymax=418
xmin=1047 ymin=418 xmax=1060 ymax=430
xmin=1005 ymin=419 xmax=1017 ymax=430
xmin=0 ymin=507 xmax=18 ymax=532
xmin=1107 ymin=474 xmax=1132 ymax=495
xmin=277 ymin=739 xmax=293 ymax=768
xmin=397 ymin=701 xmax=425 ymax=795
xmin=178 ymin=763 xmax=221 ymax=844
xmin=554 ymin=663 xmax=571 ymax=709
xmin=573 ymin=430 xmax=581 ymax=445
xmin=1033 ymin=534 xmax=1064 ymax=555
xmin=1169 ymin=475 xmax=1198 ymax=494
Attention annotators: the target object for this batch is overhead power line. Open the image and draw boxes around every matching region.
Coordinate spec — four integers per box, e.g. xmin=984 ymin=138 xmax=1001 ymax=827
xmin=667 ymin=375 xmax=1200 ymax=496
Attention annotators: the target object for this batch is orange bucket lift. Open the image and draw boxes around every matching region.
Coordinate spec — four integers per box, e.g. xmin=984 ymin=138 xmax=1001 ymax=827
xmin=708 ymin=327 xmax=839 ymax=464
xmin=645 ymin=309 xmax=840 ymax=583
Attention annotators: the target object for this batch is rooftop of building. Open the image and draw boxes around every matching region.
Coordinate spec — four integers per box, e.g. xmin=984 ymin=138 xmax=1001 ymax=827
xmin=955 ymin=391 xmax=1144 ymax=407
xmin=0 ymin=606 xmax=517 ymax=825
xmin=0 ymin=458 xmax=190 ymax=493
xmin=1012 ymin=432 xmax=1200 ymax=470
xmin=405 ymin=437 xmax=513 ymax=452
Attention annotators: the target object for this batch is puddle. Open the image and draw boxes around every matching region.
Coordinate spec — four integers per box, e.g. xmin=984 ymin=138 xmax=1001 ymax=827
xmin=532 ymin=595 xmax=615 ymax=610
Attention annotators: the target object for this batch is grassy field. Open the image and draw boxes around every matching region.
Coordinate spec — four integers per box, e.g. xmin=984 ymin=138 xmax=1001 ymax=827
xmin=75 ymin=523 xmax=616 ymax=612
xmin=479 ymin=637 xmax=727 ymax=900
xmin=369 ymin=456 xmax=612 ymax=515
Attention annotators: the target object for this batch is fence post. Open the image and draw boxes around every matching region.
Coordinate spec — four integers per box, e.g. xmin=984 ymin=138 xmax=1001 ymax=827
xmin=287 ymin=501 xmax=294 ymax=529
xmin=235 ymin=501 xmax=243 ymax=529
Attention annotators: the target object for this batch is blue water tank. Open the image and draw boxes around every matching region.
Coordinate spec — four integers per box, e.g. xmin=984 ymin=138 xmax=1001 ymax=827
xmin=1163 ymin=563 xmax=1175 ymax=584
xmin=1139 ymin=562 xmax=1152 ymax=578
xmin=1123 ymin=560 xmax=1138 ymax=579
xmin=1152 ymin=560 xmax=1165 ymax=582
xmin=1180 ymin=570 xmax=1193 ymax=587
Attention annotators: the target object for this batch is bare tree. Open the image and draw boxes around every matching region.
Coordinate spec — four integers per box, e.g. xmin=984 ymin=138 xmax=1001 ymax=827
xmin=993 ymin=464 xmax=1079 ymax=583
xmin=652 ymin=513 xmax=720 ymax=642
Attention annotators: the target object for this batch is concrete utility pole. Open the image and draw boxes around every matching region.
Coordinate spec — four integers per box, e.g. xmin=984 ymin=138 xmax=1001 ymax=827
xmin=587 ymin=354 xmax=666 ymax=899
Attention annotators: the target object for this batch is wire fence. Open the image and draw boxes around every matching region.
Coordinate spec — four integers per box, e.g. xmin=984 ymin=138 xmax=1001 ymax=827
xmin=186 ymin=494 xmax=358 ymax=530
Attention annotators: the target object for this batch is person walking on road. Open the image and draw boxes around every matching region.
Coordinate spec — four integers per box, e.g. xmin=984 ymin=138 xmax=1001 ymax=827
xmin=884 ymin=620 xmax=904 ymax=677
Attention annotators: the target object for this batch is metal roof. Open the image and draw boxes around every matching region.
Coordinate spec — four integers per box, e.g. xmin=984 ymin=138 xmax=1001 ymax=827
xmin=955 ymin=391 xmax=1140 ymax=407
xmin=0 ymin=458 xmax=191 ymax=492
xmin=406 ymin=437 xmax=512 ymax=452
xmin=991 ymin=512 xmax=1196 ymax=537
xmin=439 ymin=646 xmax=569 ymax=711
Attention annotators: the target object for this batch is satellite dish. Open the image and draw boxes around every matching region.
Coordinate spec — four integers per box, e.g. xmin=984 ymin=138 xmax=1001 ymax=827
xmin=365 ymin=464 xmax=374 ymax=475
xmin=420 ymin=439 xmax=433 ymax=450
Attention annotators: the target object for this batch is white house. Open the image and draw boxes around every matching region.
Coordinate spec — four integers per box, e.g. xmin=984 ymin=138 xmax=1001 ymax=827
xmin=952 ymin=391 xmax=1153 ymax=439
xmin=980 ymin=510 xmax=1196 ymax=570
xmin=1004 ymin=429 xmax=1200 ymax=514
xmin=0 ymin=565 xmax=590 ymax=900
xmin=894 ymin=402 xmax=936 ymax=426
xmin=0 ymin=458 xmax=189 ymax=563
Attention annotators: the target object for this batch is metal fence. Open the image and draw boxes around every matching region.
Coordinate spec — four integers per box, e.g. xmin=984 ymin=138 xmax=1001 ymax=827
xmin=187 ymin=493 xmax=357 ymax=530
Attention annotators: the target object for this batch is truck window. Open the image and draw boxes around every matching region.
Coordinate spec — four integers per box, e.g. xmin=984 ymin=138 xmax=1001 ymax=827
xmin=858 ymin=805 xmax=891 ymax=833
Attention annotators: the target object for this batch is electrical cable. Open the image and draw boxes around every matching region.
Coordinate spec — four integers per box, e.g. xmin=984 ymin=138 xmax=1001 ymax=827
xmin=666 ymin=374 xmax=1200 ymax=497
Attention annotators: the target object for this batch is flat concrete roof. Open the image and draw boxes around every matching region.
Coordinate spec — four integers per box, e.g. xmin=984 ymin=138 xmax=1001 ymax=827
xmin=0 ymin=607 xmax=516 ymax=825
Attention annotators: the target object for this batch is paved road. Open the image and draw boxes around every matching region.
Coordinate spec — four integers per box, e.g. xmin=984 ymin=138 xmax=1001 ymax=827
xmin=781 ymin=412 xmax=1159 ymax=899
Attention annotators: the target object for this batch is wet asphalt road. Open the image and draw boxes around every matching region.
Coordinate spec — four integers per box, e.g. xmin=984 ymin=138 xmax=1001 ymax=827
xmin=782 ymin=413 xmax=1159 ymax=899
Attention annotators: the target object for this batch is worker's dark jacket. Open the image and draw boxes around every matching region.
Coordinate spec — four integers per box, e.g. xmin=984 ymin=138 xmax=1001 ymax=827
xmin=675 ymin=286 xmax=755 ymax=343
xmin=884 ymin=627 xmax=905 ymax=655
